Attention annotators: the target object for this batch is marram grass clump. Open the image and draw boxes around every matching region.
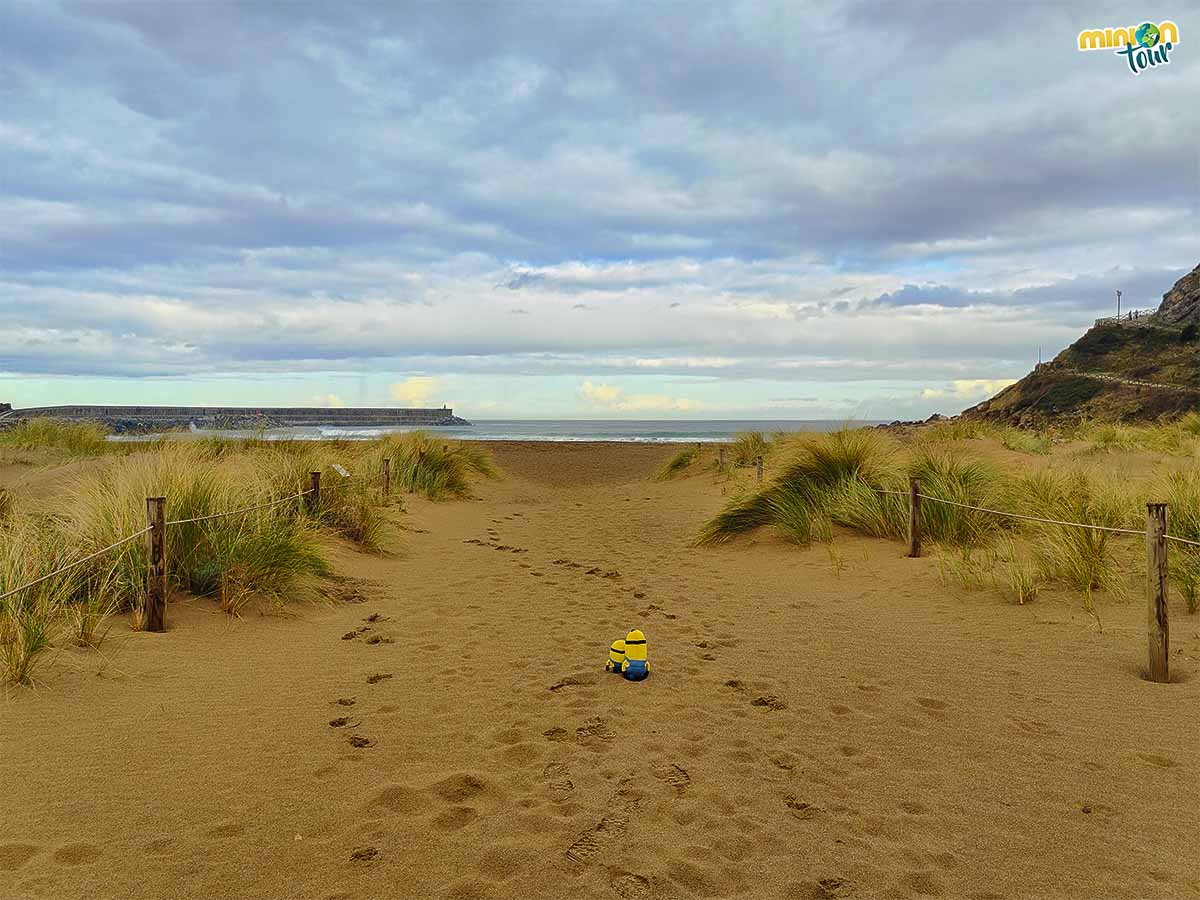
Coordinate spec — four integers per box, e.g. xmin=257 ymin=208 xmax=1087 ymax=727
xmin=656 ymin=446 xmax=701 ymax=480
xmin=698 ymin=431 xmax=1019 ymax=553
xmin=375 ymin=432 xmax=497 ymax=499
xmin=698 ymin=429 xmax=893 ymax=545
xmin=1004 ymin=470 xmax=1134 ymax=596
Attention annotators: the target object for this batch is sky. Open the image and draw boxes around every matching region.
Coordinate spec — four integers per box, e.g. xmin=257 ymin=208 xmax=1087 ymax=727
xmin=1 ymin=1 xmax=1197 ymax=421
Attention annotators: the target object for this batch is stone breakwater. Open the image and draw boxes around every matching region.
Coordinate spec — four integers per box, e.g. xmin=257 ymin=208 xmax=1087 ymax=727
xmin=0 ymin=405 xmax=471 ymax=433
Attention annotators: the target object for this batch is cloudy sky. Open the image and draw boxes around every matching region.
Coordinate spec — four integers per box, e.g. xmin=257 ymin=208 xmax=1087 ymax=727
xmin=2 ymin=1 xmax=1197 ymax=420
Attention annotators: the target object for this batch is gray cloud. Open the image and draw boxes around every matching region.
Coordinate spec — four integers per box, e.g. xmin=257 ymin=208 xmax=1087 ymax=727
xmin=0 ymin=0 xmax=1197 ymax=411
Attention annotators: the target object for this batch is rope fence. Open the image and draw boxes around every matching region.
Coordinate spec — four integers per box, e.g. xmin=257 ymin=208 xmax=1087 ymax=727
xmin=878 ymin=478 xmax=1180 ymax=683
xmin=0 ymin=459 xmax=397 ymax=630
xmin=165 ymin=488 xmax=314 ymax=526
xmin=0 ymin=526 xmax=152 ymax=603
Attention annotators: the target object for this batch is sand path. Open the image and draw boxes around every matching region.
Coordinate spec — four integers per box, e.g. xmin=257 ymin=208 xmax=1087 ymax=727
xmin=1 ymin=442 xmax=1198 ymax=899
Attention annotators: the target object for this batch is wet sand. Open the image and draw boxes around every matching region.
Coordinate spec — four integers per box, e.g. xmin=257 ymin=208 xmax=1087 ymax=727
xmin=1 ymin=440 xmax=1198 ymax=900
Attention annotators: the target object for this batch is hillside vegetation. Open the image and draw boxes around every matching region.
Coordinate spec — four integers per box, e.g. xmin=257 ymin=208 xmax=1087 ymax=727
xmin=964 ymin=260 xmax=1200 ymax=426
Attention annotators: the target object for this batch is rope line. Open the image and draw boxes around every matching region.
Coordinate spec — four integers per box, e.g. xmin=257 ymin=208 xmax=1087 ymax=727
xmin=872 ymin=487 xmax=1144 ymax=535
xmin=1165 ymin=534 xmax=1200 ymax=549
xmin=876 ymin=486 xmax=1200 ymax=547
xmin=165 ymin=488 xmax=314 ymax=526
xmin=913 ymin=493 xmax=1147 ymax=537
xmin=0 ymin=527 xmax=152 ymax=602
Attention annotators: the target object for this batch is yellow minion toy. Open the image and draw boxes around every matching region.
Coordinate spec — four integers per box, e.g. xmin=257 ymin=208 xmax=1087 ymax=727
xmin=621 ymin=629 xmax=649 ymax=681
xmin=605 ymin=638 xmax=626 ymax=674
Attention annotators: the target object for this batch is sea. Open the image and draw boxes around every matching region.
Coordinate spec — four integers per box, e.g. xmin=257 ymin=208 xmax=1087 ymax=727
xmin=115 ymin=419 xmax=882 ymax=443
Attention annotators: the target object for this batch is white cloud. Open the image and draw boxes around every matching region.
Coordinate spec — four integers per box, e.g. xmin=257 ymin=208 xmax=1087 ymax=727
xmin=579 ymin=380 xmax=702 ymax=413
xmin=920 ymin=379 xmax=1017 ymax=400
xmin=389 ymin=376 xmax=440 ymax=406
xmin=313 ymin=393 xmax=346 ymax=408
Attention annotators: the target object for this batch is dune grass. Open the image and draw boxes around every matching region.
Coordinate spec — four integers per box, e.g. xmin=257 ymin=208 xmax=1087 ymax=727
xmin=60 ymin=446 xmax=330 ymax=621
xmin=699 ymin=429 xmax=1009 ymax=552
xmin=729 ymin=431 xmax=769 ymax=467
xmin=0 ymin=519 xmax=80 ymax=685
xmin=372 ymin=432 xmax=498 ymax=499
xmin=698 ymin=429 xmax=893 ymax=545
xmin=1005 ymin=470 xmax=1134 ymax=596
xmin=0 ymin=419 xmax=112 ymax=455
xmin=1000 ymin=428 xmax=1051 ymax=455
xmin=656 ymin=446 xmax=701 ymax=480
xmin=1161 ymin=470 xmax=1200 ymax=613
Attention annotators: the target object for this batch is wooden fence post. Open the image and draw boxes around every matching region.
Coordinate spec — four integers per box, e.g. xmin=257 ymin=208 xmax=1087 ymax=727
xmin=718 ymin=447 xmax=726 ymax=469
xmin=908 ymin=478 xmax=922 ymax=558
xmin=1146 ymin=502 xmax=1169 ymax=683
xmin=307 ymin=471 xmax=321 ymax=515
xmin=382 ymin=458 xmax=391 ymax=498
xmin=145 ymin=496 xmax=166 ymax=632
xmin=755 ymin=456 xmax=764 ymax=483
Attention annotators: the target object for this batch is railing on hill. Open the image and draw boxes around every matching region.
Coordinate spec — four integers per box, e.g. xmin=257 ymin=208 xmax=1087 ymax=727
xmin=0 ymin=459 xmax=401 ymax=631
xmin=877 ymin=479 xmax=1186 ymax=684
xmin=1094 ymin=308 xmax=1158 ymax=327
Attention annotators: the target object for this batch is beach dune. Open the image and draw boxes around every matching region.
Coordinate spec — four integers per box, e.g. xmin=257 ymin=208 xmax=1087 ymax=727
xmin=0 ymin=440 xmax=1197 ymax=900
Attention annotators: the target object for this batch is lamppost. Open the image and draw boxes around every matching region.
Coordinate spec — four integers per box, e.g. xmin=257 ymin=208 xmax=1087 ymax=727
xmin=1117 ymin=289 xmax=1122 ymax=318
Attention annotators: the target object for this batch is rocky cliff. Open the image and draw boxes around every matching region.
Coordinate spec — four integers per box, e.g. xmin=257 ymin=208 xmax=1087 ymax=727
xmin=1152 ymin=261 xmax=1200 ymax=325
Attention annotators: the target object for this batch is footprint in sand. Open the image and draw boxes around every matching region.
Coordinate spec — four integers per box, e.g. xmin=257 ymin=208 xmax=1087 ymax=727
xmin=610 ymin=871 xmax=653 ymax=900
xmin=0 ymin=844 xmax=40 ymax=872
xmin=366 ymin=673 xmax=392 ymax=684
xmin=783 ymin=796 xmax=823 ymax=821
xmin=145 ymin=838 xmax=175 ymax=856
xmin=541 ymin=761 xmax=574 ymax=800
xmin=564 ymin=779 xmax=641 ymax=865
xmin=1138 ymin=753 xmax=1179 ymax=768
xmin=52 ymin=843 xmax=102 ymax=866
xmin=350 ymin=847 xmax=379 ymax=862
xmin=900 ymin=869 xmax=945 ymax=896
xmin=347 ymin=735 xmax=374 ymax=748
xmin=751 ymin=695 xmax=787 ymax=711
xmin=542 ymin=726 xmax=569 ymax=742
xmin=369 ymin=784 xmax=423 ymax=815
xmin=565 ymin=815 xmax=627 ymax=864
xmin=335 ymin=698 xmax=355 ymax=706
xmin=653 ymin=764 xmax=692 ymax=795
xmin=916 ymin=698 xmax=948 ymax=713
xmin=329 ymin=717 xmax=356 ymax=728
xmin=432 ymin=806 xmax=478 ymax=831
xmin=549 ymin=674 xmax=596 ymax=693
xmin=574 ymin=717 xmax=616 ymax=750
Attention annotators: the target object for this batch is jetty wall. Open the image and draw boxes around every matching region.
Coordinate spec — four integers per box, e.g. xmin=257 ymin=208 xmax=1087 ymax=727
xmin=0 ymin=405 xmax=469 ymax=432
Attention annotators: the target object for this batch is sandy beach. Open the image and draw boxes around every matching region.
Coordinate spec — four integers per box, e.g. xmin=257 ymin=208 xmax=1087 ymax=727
xmin=1 ymin=439 xmax=1198 ymax=900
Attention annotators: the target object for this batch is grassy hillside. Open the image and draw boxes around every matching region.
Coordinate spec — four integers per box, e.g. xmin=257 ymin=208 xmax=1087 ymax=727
xmin=965 ymin=320 xmax=1200 ymax=425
